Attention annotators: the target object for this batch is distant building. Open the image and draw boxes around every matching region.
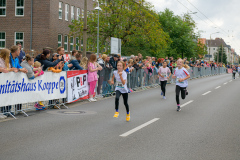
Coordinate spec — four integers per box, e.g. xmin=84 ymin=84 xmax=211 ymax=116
xmin=205 ymin=38 xmax=230 ymax=62
xmin=0 ymin=0 xmax=96 ymax=53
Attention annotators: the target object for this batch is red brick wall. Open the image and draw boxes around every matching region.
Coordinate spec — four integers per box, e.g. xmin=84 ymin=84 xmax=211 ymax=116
xmin=0 ymin=0 xmax=96 ymax=53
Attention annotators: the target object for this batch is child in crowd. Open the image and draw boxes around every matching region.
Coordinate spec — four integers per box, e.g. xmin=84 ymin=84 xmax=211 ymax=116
xmin=88 ymin=54 xmax=102 ymax=102
xmin=33 ymin=61 xmax=45 ymax=109
xmin=80 ymin=57 xmax=88 ymax=70
xmin=158 ymin=61 xmax=171 ymax=99
xmin=111 ymin=61 xmax=130 ymax=122
xmin=172 ymin=59 xmax=190 ymax=111
xmin=34 ymin=61 xmax=44 ymax=76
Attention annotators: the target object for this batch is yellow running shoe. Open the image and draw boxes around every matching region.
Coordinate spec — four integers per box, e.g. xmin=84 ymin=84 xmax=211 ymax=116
xmin=113 ymin=112 xmax=119 ymax=118
xmin=39 ymin=101 xmax=44 ymax=106
xmin=126 ymin=113 xmax=130 ymax=122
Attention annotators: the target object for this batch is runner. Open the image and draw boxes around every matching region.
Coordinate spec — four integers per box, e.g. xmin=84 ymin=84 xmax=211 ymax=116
xmin=172 ymin=59 xmax=190 ymax=111
xmin=111 ymin=61 xmax=130 ymax=121
xmin=232 ymin=65 xmax=237 ymax=79
xmin=238 ymin=65 xmax=240 ymax=77
xmin=158 ymin=61 xmax=171 ymax=99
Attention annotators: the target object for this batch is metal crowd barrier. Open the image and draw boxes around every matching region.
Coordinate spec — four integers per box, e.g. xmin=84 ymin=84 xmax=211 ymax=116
xmin=96 ymin=67 xmax=227 ymax=97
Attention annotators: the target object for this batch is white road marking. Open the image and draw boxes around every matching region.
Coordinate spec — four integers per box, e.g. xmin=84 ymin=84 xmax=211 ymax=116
xmin=120 ymin=118 xmax=160 ymax=137
xmin=224 ymin=82 xmax=227 ymax=85
xmin=181 ymin=100 xmax=194 ymax=108
xmin=215 ymin=86 xmax=221 ymax=89
xmin=229 ymin=80 xmax=232 ymax=82
xmin=202 ymin=91 xmax=211 ymax=96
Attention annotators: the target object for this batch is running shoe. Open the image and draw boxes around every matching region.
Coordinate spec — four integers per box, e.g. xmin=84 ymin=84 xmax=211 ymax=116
xmin=113 ymin=112 xmax=119 ymax=118
xmin=126 ymin=112 xmax=130 ymax=122
xmin=161 ymin=92 xmax=163 ymax=96
xmin=163 ymin=96 xmax=166 ymax=99
xmin=39 ymin=101 xmax=44 ymax=107
xmin=177 ymin=106 xmax=181 ymax=112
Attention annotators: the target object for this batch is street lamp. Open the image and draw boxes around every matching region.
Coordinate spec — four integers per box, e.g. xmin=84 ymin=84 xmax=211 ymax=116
xmin=94 ymin=1 xmax=102 ymax=56
xmin=208 ymin=32 xmax=220 ymax=61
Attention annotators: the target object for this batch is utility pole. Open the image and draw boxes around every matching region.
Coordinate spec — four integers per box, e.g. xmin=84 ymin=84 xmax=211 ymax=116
xmin=82 ymin=0 xmax=87 ymax=57
xmin=221 ymin=44 xmax=223 ymax=63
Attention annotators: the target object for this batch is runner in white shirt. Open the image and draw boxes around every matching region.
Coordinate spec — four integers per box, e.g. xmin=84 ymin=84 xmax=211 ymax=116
xmin=172 ymin=59 xmax=190 ymax=111
xmin=111 ymin=61 xmax=130 ymax=121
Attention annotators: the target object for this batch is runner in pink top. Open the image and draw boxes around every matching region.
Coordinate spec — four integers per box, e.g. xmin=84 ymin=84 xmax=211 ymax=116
xmin=172 ymin=59 xmax=190 ymax=111
xmin=158 ymin=61 xmax=171 ymax=99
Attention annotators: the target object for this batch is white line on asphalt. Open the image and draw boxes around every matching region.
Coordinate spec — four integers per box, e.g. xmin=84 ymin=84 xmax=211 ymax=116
xmin=120 ymin=118 xmax=160 ymax=137
xmin=224 ymin=82 xmax=227 ymax=85
xmin=229 ymin=80 xmax=232 ymax=82
xmin=202 ymin=91 xmax=211 ymax=95
xmin=181 ymin=100 xmax=194 ymax=108
xmin=215 ymin=86 xmax=221 ymax=89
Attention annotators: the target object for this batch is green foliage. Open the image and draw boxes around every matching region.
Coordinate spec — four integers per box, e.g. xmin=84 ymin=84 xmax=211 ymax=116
xmin=158 ymin=9 xmax=198 ymax=59
xmin=214 ymin=45 xmax=227 ymax=64
xmin=69 ymin=0 xmax=170 ymax=57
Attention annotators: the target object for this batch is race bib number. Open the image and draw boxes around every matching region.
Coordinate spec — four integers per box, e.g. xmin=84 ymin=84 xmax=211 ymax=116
xmin=116 ymin=81 xmax=124 ymax=88
xmin=161 ymin=73 xmax=167 ymax=77
xmin=177 ymin=78 xmax=184 ymax=83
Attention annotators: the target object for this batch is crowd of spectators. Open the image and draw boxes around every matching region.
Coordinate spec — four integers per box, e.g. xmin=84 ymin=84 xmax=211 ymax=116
xmin=0 ymin=45 xmax=237 ymax=116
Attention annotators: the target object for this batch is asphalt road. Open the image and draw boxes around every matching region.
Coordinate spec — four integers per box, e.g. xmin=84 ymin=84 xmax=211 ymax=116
xmin=1 ymin=74 xmax=240 ymax=160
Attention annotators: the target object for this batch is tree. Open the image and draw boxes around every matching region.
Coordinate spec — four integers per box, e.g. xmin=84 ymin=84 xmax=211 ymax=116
xmin=69 ymin=0 xmax=170 ymax=57
xmin=214 ymin=45 xmax=227 ymax=64
xmin=158 ymin=9 xmax=198 ymax=59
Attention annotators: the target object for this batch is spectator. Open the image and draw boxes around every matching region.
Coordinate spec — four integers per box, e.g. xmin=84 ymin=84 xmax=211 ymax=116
xmin=35 ymin=49 xmax=62 ymax=71
xmin=80 ymin=57 xmax=88 ymax=69
xmin=21 ymin=54 xmax=42 ymax=79
xmin=130 ymin=55 xmax=135 ymax=60
xmin=16 ymin=42 xmax=25 ymax=63
xmin=109 ymin=54 xmax=119 ymax=70
xmin=123 ymin=59 xmax=127 ymax=68
xmin=10 ymin=45 xmax=28 ymax=73
xmin=34 ymin=61 xmax=44 ymax=76
xmin=97 ymin=54 xmax=107 ymax=96
xmin=0 ymin=48 xmax=18 ymax=73
xmin=69 ymin=53 xmax=83 ymax=70
xmin=102 ymin=56 xmax=113 ymax=96
xmin=57 ymin=46 xmax=73 ymax=70
xmin=88 ymin=54 xmax=102 ymax=102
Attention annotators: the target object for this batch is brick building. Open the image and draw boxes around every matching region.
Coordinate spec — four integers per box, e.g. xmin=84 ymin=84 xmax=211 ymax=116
xmin=0 ymin=0 xmax=96 ymax=53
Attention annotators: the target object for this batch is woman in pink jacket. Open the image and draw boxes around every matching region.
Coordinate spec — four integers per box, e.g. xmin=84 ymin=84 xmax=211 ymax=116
xmin=88 ymin=54 xmax=102 ymax=102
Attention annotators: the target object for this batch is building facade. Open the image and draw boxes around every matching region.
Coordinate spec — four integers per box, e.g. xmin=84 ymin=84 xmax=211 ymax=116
xmin=205 ymin=38 xmax=230 ymax=62
xmin=0 ymin=0 xmax=96 ymax=53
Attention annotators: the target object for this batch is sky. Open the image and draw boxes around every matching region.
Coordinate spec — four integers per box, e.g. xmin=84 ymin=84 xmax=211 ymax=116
xmin=146 ymin=0 xmax=240 ymax=55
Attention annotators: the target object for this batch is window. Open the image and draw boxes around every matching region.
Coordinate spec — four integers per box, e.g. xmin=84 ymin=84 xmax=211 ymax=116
xmin=81 ymin=39 xmax=83 ymax=51
xmin=0 ymin=0 xmax=6 ymax=16
xmin=15 ymin=32 xmax=24 ymax=48
xmin=59 ymin=2 xmax=62 ymax=19
xmin=77 ymin=8 xmax=80 ymax=20
xmin=58 ymin=34 xmax=62 ymax=47
xmin=65 ymin=4 xmax=69 ymax=21
xmin=71 ymin=6 xmax=74 ymax=21
xmin=0 ymin=32 xmax=6 ymax=48
xmin=76 ymin=37 xmax=79 ymax=50
xmin=70 ymin=36 xmax=74 ymax=52
xmin=82 ymin=9 xmax=84 ymax=18
xmin=15 ymin=0 xmax=24 ymax=16
xmin=64 ymin=35 xmax=68 ymax=52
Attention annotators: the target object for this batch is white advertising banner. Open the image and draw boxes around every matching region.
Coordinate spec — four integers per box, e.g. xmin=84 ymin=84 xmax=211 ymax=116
xmin=67 ymin=70 xmax=89 ymax=103
xmin=0 ymin=72 xmax=67 ymax=106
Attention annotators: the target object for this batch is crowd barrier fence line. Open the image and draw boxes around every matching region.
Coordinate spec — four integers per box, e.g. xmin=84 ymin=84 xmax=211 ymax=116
xmin=0 ymin=67 xmax=227 ymax=119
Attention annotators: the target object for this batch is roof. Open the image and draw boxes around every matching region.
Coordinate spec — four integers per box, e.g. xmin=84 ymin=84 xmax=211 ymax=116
xmin=206 ymin=38 xmax=227 ymax=47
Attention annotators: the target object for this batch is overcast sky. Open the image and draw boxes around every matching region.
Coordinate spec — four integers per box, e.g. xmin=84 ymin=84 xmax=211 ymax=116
xmin=146 ymin=0 xmax=240 ymax=55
